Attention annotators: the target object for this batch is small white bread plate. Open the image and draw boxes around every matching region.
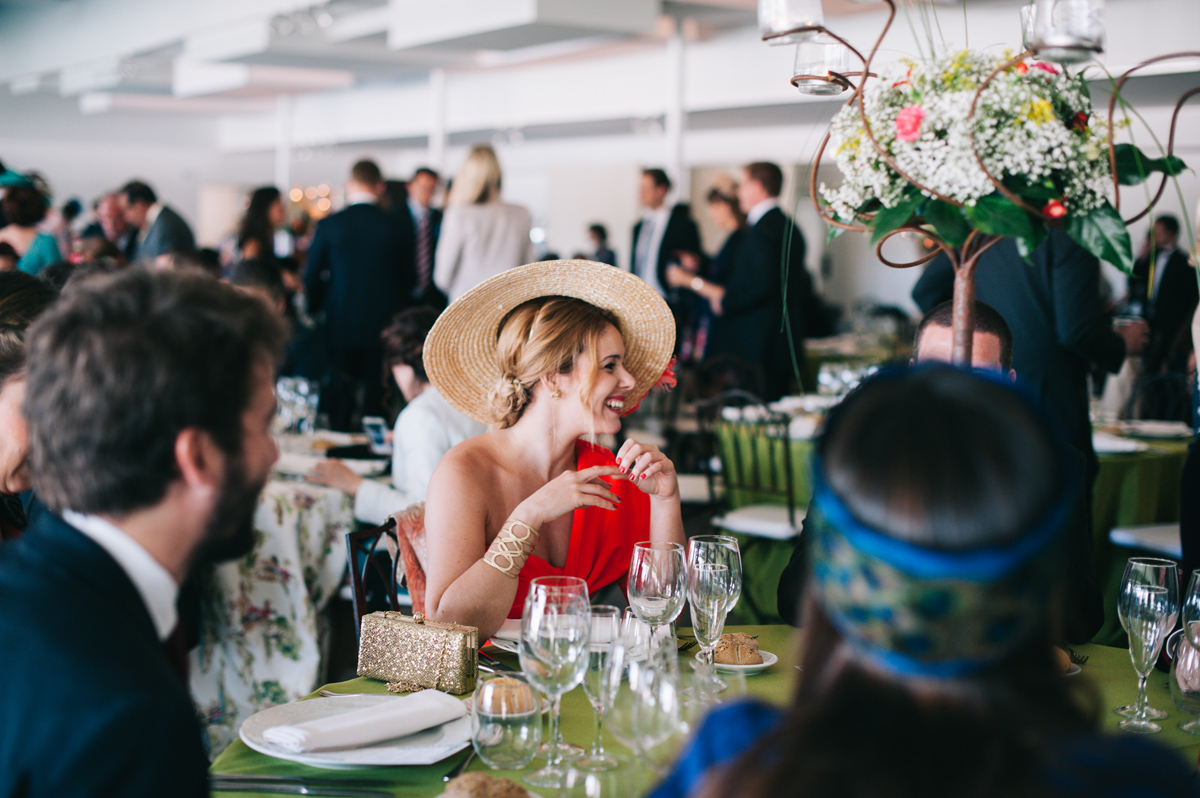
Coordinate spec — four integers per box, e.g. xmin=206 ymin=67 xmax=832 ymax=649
xmin=706 ymin=650 xmax=778 ymax=675
xmin=240 ymin=695 xmax=470 ymax=769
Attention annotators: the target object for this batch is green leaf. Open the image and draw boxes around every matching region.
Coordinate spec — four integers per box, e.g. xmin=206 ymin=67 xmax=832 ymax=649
xmin=963 ymin=193 xmax=1034 ymax=242
xmin=825 ymin=224 xmax=846 ymax=245
xmin=870 ymin=192 xmax=924 ymax=246
xmin=1014 ymin=217 xmax=1049 ymax=264
xmin=1066 ymin=201 xmax=1134 ymax=274
xmin=923 ymin=200 xmax=971 ymax=248
xmin=1114 ymin=143 xmax=1188 ymax=186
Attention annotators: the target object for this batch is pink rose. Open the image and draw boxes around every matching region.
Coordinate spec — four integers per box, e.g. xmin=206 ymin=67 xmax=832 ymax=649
xmin=895 ymin=105 xmax=925 ymax=142
xmin=1031 ymin=61 xmax=1060 ymax=75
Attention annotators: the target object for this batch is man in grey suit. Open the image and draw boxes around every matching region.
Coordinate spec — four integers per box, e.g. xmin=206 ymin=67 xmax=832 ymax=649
xmin=119 ymin=180 xmax=195 ymax=263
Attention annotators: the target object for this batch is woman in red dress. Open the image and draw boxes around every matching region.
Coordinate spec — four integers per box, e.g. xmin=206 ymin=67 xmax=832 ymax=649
xmin=421 ymin=259 xmax=685 ymax=640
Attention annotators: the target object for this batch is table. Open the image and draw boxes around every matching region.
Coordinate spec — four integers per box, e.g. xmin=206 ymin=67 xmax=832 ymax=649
xmin=191 ymin=478 xmax=355 ymax=756
xmin=714 ymin=418 xmax=1193 ymax=638
xmin=210 ymin=625 xmax=1199 ymax=796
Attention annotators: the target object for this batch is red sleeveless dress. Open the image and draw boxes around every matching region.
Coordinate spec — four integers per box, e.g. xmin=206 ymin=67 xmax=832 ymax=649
xmin=507 ymin=439 xmax=651 ymax=618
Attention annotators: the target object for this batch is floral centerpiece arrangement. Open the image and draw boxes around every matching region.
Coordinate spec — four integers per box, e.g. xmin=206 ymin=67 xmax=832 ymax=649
xmin=818 ymin=48 xmax=1185 ymax=274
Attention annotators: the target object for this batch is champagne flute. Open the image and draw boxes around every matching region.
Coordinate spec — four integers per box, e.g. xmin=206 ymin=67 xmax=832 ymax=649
xmin=579 ymin=605 xmax=622 ymax=772
xmin=627 ymin=542 xmax=686 ymax=639
xmin=688 ymin=563 xmax=731 ymax=670
xmin=687 ymin=535 xmax=742 ymax=613
xmin=1117 ymin=581 xmax=1172 ymax=733
xmin=519 ymin=576 xmax=590 ymax=788
xmin=1115 ymin=558 xmax=1178 ymax=720
xmin=1178 ymin=570 xmax=1200 ymax=734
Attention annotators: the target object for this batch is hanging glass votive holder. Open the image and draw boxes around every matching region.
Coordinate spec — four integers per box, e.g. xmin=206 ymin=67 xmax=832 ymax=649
xmin=1031 ymin=0 xmax=1105 ymax=64
xmin=1019 ymin=5 xmax=1036 ymax=51
xmin=791 ymin=35 xmax=853 ymax=96
xmin=758 ymin=0 xmax=823 ymax=46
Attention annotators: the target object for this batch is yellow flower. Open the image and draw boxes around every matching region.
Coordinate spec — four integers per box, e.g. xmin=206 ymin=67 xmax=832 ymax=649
xmin=836 ymin=135 xmax=861 ymax=156
xmin=1085 ymin=141 xmax=1100 ymax=161
xmin=1024 ymin=98 xmax=1055 ymax=125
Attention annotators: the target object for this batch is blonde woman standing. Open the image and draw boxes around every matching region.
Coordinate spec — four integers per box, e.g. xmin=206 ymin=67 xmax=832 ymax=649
xmin=433 ymin=144 xmax=533 ymax=302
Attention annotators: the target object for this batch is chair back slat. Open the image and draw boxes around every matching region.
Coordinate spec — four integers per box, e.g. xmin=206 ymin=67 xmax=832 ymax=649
xmin=345 ymin=516 xmax=400 ymax=641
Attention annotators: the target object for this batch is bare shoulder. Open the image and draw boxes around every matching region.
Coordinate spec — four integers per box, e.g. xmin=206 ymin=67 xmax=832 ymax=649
xmin=426 ymin=434 xmax=503 ymax=521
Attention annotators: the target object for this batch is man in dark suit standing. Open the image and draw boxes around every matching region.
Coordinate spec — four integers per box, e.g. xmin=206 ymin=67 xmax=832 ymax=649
xmin=1126 ymin=214 xmax=1198 ymax=374
xmin=405 ymin=167 xmax=446 ymax=310
xmin=306 ymin=159 xmax=415 ymax=429
xmin=119 ymin=180 xmax=195 ymax=263
xmin=0 ymin=270 xmax=284 ymax=797
xmin=631 ymin=169 xmax=701 ymax=350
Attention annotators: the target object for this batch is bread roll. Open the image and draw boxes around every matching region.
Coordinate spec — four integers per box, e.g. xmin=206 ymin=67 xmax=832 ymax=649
xmin=714 ymin=632 xmax=763 ymax=665
xmin=1053 ymin=646 xmax=1073 ymax=673
xmin=477 ymin=676 xmax=536 ymax=714
xmin=444 ymin=772 xmax=530 ymax=798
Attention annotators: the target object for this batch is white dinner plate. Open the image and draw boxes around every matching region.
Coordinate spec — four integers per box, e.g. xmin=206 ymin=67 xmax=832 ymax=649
xmin=273 ymin=452 xmax=387 ymax=478
xmin=240 ymin=696 xmax=470 ymax=769
xmin=703 ymin=650 xmax=778 ymax=675
xmin=1118 ymin=420 xmax=1192 ymax=439
xmin=1092 ymin=431 xmax=1149 ymax=454
xmin=1063 ymin=663 xmax=1081 ymax=677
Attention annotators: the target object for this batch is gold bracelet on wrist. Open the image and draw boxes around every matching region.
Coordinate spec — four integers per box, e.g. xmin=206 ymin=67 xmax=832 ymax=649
xmin=482 ymin=518 xmax=540 ymax=578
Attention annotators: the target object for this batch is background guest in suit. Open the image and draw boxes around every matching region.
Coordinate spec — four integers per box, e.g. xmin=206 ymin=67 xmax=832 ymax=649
xmin=1126 ymin=215 xmax=1199 ymax=376
xmin=0 ymin=270 xmax=284 ymax=796
xmin=0 ymin=271 xmax=57 ymax=541
xmin=237 ymin=186 xmax=287 ymax=263
xmin=588 ymin=223 xmax=616 ymax=267
xmin=0 ymin=172 xmax=60 ymax=276
xmin=630 ymin=168 xmax=701 ymax=299
xmin=306 ymin=159 xmax=415 ymax=430
xmin=405 ymin=167 xmax=446 ymax=310
xmin=81 ymin=191 xmax=134 ymax=257
xmin=434 ymin=145 xmax=532 ymax=303
xmin=119 ymin=179 xmax=195 ymax=263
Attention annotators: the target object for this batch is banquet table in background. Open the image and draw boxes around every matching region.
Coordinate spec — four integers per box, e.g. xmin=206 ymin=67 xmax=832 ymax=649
xmin=190 ymin=478 xmax=355 ymax=756
xmin=210 ymin=625 xmax=1200 ymax=797
xmin=713 ymin=417 xmax=1192 ymax=634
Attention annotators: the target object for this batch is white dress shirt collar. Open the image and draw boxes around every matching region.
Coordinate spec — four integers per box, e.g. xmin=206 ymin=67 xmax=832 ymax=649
xmin=747 ymin=198 xmax=780 ymax=227
xmin=345 ymin=191 xmax=378 ymax=207
xmin=408 ymin=198 xmax=428 ymax=220
xmin=138 ymin=202 xmax=164 ymax=243
xmin=63 ymin=510 xmax=179 ymax=641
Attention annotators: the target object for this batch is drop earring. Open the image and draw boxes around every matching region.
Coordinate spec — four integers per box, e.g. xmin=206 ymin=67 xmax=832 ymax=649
xmin=550 ymin=387 xmax=562 ymax=400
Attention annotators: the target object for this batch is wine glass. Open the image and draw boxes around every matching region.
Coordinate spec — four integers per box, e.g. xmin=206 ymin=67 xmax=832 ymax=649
xmin=519 ymin=576 xmax=590 ymax=788
xmin=1178 ymin=570 xmax=1200 ymax=734
xmin=627 ymin=541 xmax=686 ymax=639
xmin=687 ymin=535 xmax=742 ymax=614
xmin=470 ymin=671 xmax=542 ymax=770
xmin=1115 ymin=558 xmax=1178 ymax=721
xmin=688 ymin=563 xmax=731 ymax=670
xmin=579 ymin=605 xmax=622 ymax=772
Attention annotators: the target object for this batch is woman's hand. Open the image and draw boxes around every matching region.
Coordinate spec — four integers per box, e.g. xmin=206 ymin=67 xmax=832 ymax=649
xmin=665 ymin=264 xmax=693 ymax=289
xmin=616 ymin=438 xmax=679 ymax=501
xmin=516 ymin=465 xmax=623 ymax=528
xmin=306 ymin=460 xmax=365 ymax=495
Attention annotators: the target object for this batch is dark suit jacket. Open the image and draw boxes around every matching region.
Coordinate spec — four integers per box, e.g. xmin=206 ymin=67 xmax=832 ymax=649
xmin=912 ymin=229 xmax=1125 ymax=464
xmin=402 ymin=203 xmax=446 ymax=309
xmin=0 ymin=511 xmax=208 ymax=797
xmin=707 ymin=207 xmax=811 ymax=400
xmin=1128 ymin=248 xmax=1198 ymax=372
xmin=305 ymin=203 xmax=415 ymax=349
xmin=130 ymin=205 xmax=195 ymax=262
xmin=630 ymin=203 xmax=701 ymax=290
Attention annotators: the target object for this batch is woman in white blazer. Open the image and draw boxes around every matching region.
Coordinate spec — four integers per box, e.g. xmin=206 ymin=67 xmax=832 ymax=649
xmin=433 ymin=144 xmax=533 ymax=302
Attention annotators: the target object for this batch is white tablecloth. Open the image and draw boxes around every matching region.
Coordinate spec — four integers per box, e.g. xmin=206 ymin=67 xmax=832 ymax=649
xmin=189 ymin=478 xmax=353 ymax=756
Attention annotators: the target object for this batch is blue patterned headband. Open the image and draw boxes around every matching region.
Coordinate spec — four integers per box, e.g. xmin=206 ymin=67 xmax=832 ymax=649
xmin=808 ymin=372 xmax=1076 ymax=678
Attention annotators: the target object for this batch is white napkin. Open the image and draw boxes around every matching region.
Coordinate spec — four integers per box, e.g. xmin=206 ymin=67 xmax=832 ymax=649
xmin=493 ymin=618 xmax=522 ymax=642
xmin=1092 ymin=431 xmax=1148 ymax=454
xmin=262 ymin=691 xmax=466 ymax=753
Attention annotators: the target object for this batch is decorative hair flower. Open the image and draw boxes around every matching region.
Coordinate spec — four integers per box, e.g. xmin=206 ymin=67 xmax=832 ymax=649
xmin=620 ymin=357 xmax=677 ymax=417
xmin=894 ymin=105 xmax=925 ymax=142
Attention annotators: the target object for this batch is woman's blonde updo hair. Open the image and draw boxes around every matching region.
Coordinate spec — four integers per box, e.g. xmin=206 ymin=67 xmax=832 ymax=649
xmin=446 ymin=144 xmax=502 ymax=206
xmin=489 ymin=296 xmax=621 ymax=429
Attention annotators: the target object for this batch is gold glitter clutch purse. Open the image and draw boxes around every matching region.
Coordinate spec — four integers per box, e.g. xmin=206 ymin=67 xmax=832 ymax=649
xmin=357 ymin=611 xmax=478 ymax=695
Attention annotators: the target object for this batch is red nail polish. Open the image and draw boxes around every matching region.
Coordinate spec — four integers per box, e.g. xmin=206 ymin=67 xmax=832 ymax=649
xmin=639 ymin=474 xmax=647 ymax=480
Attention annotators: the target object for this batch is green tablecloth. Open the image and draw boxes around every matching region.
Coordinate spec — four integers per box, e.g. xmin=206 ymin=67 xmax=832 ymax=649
xmin=210 ymin=625 xmax=1198 ymax=796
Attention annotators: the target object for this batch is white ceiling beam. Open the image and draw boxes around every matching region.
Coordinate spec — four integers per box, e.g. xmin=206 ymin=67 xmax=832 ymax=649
xmin=81 ymin=92 xmax=275 ymax=115
xmin=183 ymin=19 xmax=274 ymax=62
xmin=174 ymin=58 xmax=355 ymax=99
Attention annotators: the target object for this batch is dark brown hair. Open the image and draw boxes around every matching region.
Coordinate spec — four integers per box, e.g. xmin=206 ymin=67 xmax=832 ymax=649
xmin=1 ymin=186 xmax=48 ymax=227
xmin=642 ymin=168 xmax=671 ymax=191
xmin=706 ymin=187 xmax=746 ymax=227
xmin=350 ymin=159 xmax=383 ymax=187
xmin=381 ymin=306 xmax=440 ymax=384
xmin=913 ymin=300 xmax=1014 ymax=371
xmin=26 ymin=270 xmax=286 ymax=515
xmin=708 ymin=369 xmax=1093 ymax=798
xmin=0 ymin=271 xmax=57 ymax=385
xmin=744 ymin=161 xmax=784 ymax=198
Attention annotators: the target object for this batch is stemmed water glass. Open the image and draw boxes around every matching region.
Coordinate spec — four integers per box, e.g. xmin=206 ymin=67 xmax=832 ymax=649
xmin=578 ymin=605 xmax=622 ymax=772
xmin=1115 ymin=558 xmax=1178 ymax=733
xmin=606 ymin=616 xmax=682 ymax=787
xmin=1178 ymin=569 xmax=1200 ymax=734
xmin=519 ymin=576 xmax=590 ymax=788
xmin=627 ymin=541 xmax=687 ymax=644
xmin=687 ymin=535 xmax=742 ymax=616
xmin=688 ymin=563 xmax=731 ymax=670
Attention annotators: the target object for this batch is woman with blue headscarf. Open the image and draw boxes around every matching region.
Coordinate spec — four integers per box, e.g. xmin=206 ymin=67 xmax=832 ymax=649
xmin=652 ymin=366 xmax=1194 ymax=798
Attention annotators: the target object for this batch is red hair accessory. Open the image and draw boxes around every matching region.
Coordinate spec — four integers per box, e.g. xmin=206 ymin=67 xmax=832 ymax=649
xmin=621 ymin=357 xmax=677 ymax=416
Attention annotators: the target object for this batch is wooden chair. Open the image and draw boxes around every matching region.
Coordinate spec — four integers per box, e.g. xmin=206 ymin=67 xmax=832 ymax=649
xmin=345 ymin=516 xmax=400 ymax=641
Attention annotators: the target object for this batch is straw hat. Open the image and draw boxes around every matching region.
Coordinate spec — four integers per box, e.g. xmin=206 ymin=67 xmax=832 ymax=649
xmin=424 ymin=259 xmax=676 ymax=424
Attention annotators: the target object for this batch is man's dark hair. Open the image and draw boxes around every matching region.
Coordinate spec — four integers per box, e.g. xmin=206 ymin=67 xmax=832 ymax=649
xmin=413 ymin=167 xmax=440 ymax=182
xmin=0 ymin=270 xmax=57 ymax=386
xmin=120 ymin=180 xmax=157 ymax=206
xmin=744 ymin=162 xmax=784 ymax=198
xmin=913 ymin=300 xmax=1014 ymax=370
xmin=162 ymin=248 xmax=221 ymax=278
xmin=1 ymin=186 xmax=48 ymax=227
xmin=350 ymin=159 xmax=384 ymax=187
xmin=38 ymin=257 xmax=123 ymax=293
xmin=382 ymin=307 xmax=439 ymax=384
xmin=25 ymin=270 xmax=286 ymax=515
xmin=1155 ymin=214 xmax=1180 ymax=239
xmin=643 ymin=168 xmax=671 ymax=192
xmin=230 ymin=258 xmax=287 ymax=306
xmin=588 ymin=224 xmax=608 ymax=242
